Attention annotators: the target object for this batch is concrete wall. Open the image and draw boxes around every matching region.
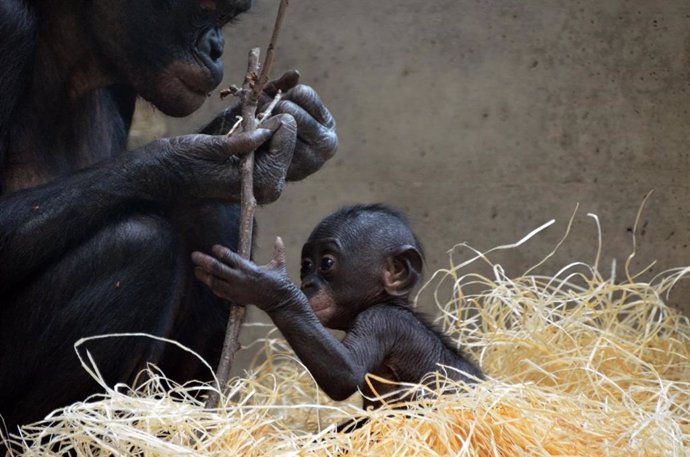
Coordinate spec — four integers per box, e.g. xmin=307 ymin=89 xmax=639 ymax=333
xmin=138 ymin=0 xmax=690 ymax=336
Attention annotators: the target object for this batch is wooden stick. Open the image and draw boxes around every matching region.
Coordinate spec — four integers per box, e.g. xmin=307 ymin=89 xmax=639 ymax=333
xmin=252 ymin=0 xmax=290 ymax=100
xmin=236 ymin=49 xmax=261 ymax=260
xmin=205 ymin=0 xmax=290 ymax=411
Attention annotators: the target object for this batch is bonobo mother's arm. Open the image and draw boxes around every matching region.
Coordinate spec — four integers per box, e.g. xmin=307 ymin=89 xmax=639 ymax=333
xmin=0 ymin=117 xmax=295 ymax=294
xmin=191 ymin=238 xmax=384 ymax=401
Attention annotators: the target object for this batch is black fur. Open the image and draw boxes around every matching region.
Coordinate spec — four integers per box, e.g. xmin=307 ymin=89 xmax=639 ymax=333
xmin=0 ymin=1 xmax=35 ymax=171
xmin=0 ymin=0 xmax=338 ymax=436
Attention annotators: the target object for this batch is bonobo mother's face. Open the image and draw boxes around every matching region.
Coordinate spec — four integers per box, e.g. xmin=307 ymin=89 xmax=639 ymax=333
xmin=88 ymin=0 xmax=252 ymax=116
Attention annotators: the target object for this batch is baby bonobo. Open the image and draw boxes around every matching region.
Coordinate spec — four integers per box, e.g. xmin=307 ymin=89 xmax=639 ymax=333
xmin=191 ymin=204 xmax=482 ymax=413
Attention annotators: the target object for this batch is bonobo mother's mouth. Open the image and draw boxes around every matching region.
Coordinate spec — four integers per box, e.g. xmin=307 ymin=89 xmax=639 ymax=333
xmin=178 ymin=70 xmax=217 ymax=96
xmin=148 ymin=61 xmax=220 ymax=117
xmin=179 ymin=78 xmax=209 ymax=96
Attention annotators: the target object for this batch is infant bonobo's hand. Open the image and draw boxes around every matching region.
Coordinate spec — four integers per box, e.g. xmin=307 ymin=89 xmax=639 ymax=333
xmin=191 ymin=237 xmax=300 ymax=313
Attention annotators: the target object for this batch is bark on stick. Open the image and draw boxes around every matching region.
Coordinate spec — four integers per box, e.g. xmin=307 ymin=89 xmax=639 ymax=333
xmin=206 ymin=0 xmax=290 ymax=410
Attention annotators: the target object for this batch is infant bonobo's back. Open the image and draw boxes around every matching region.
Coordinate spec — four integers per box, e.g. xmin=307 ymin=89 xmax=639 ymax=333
xmin=299 ymin=204 xmax=483 ymax=407
xmin=351 ymin=304 xmax=482 ymax=403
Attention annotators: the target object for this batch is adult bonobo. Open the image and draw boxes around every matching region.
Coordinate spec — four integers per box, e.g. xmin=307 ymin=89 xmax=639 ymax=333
xmin=0 ymin=0 xmax=337 ymax=432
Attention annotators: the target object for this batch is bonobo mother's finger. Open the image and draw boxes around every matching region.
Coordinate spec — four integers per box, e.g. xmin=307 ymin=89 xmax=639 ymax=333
xmin=274 ymin=100 xmax=335 ymax=151
xmin=259 ymin=113 xmax=298 ymax=155
xmin=263 ymin=69 xmax=301 ymax=96
xmin=281 ymin=85 xmax=335 ymax=129
xmin=250 ymin=113 xmax=297 ymax=204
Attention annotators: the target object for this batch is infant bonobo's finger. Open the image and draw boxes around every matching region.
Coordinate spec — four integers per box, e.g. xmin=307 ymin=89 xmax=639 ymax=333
xmin=211 ymin=244 xmax=244 ymax=269
xmin=190 ymin=251 xmax=215 ymax=273
xmin=272 ymin=236 xmax=287 ymax=267
xmin=191 ymin=251 xmax=237 ymax=280
xmin=193 ymin=267 xmax=232 ymax=299
xmin=193 ymin=267 xmax=215 ymax=289
xmin=264 ymin=69 xmax=300 ymax=96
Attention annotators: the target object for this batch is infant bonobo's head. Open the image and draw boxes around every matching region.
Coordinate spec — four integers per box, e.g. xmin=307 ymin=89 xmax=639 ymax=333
xmin=299 ymin=204 xmax=424 ymax=330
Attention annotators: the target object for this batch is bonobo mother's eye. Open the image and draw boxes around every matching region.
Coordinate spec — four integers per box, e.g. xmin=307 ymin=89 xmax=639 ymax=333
xmin=320 ymin=255 xmax=336 ymax=273
xmin=300 ymin=258 xmax=313 ymax=278
xmin=199 ymin=0 xmax=217 ymax=12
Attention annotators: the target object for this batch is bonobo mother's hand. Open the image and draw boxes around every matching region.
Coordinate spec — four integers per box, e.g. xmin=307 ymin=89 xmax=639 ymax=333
xmin=191 ymin=237 xmax=301 ymax=313
xmin=129 ymin=114 xmax=296 ymax=204
xmin=201 ymin=70 xmax=338 ymax=181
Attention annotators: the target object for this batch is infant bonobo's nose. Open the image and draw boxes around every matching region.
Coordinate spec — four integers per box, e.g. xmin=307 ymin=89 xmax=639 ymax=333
xmin=301 ymin=279 xmax=318 ymax=298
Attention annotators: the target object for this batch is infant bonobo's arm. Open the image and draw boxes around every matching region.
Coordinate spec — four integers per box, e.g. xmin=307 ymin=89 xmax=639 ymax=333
xmin=191 ymin=237 xmax=387 ymax=401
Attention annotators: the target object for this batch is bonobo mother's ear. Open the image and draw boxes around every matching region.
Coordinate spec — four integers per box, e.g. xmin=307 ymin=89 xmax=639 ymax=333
xmin=383 ymin=245 xmax=423 ymax=297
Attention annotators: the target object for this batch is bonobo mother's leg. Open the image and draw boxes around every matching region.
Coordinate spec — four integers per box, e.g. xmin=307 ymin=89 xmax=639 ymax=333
xmin=0 ymin=215 xmax=187 ymax=431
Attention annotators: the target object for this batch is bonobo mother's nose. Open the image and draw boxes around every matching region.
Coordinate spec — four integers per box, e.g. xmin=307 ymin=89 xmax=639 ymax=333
xmin=196 ymin=27 xmax=224 ymax=84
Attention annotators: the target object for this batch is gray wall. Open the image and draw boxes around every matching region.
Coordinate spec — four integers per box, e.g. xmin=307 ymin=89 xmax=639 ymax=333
xmin=140 ymin=0 xmax=690 ymax=330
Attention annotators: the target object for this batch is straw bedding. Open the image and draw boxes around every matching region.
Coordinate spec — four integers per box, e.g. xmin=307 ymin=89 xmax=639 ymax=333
xmin=3 ymin=215 xmax=689 ymax=456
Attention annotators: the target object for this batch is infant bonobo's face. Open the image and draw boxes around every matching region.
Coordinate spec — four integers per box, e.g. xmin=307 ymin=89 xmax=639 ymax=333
xmin=298 ymin=206 xmax=424 ymax=330
xmin=299 ymin=221 xmax=384 ymax=331
xmin=299 ymin=236 xmax=343 ymax=328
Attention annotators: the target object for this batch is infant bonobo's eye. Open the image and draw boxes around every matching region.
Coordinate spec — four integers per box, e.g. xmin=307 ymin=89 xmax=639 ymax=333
xmin=300 ymin=258 xmax=313 ymax=279
xmin=319 ymin=255 xmax=336 ymax=273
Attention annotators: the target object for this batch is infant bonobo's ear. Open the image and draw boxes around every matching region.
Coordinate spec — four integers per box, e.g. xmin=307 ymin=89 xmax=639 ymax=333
xmin=383 ymin=245 xmax=423 ymax=297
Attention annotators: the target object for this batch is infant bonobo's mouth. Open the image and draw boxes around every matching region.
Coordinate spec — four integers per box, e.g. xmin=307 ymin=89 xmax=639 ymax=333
xmin=306 ymin=289 xmax=333 ymax=321
xmin=309 ymin=291 xmax=331 ymax=313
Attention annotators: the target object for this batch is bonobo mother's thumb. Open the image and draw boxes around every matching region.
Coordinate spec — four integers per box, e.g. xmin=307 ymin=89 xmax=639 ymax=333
xmin=263 ymin=69 xmax=301 ymax=96
xmin=204 ymin=128 xmax=273 ymax=160
xmin=257 ymin=113 xmax=297 ymax=165
xmin=260 ymin=113 xmax=297 ymax=141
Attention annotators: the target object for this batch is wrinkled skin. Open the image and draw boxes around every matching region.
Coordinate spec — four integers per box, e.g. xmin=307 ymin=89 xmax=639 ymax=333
xmin=0 ymin=0 xmax=337 ymax=433
xmin=192 ymin=205 xmax=483 ymax=415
